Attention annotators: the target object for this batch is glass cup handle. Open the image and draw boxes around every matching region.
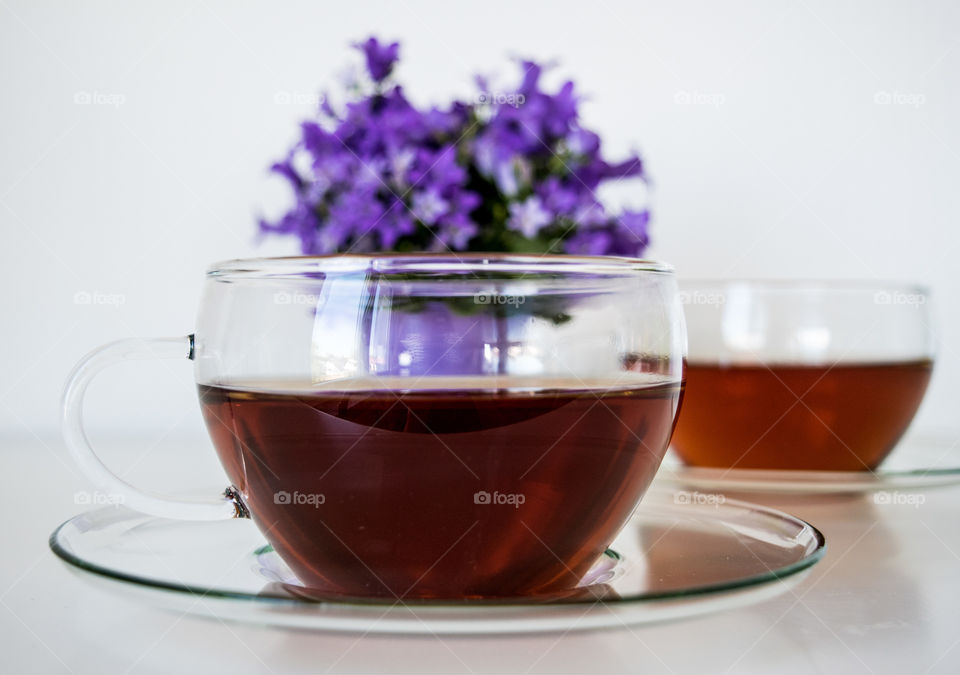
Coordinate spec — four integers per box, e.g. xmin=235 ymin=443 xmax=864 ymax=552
xmin=61 ymin=335 xmax=243 ymax=521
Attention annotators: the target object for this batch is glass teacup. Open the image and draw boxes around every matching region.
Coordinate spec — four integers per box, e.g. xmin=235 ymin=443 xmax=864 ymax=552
xmin=63 ymin=255 xmax=686 ymax=600
xmin=671 ymin=280 xmax=934 ymax=472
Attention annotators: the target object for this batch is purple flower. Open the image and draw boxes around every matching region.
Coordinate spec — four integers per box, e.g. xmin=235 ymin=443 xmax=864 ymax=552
xmin=387 ymin=149 xmax=416 ymax=190
xmin=537 ymin=177 xmax=580 ymax=215
xmin=411 ymin=189 xmax=449 ymax=225
xmin=544 ymin=81 xmax=578 ymax=138
xmin=311 ymin=152 xmax=354 ymax=188
xmin=517 ymin=60 xmax=542 ymax=97
xmin=435 ymin=213 xmax=479 ymax=250
xmin=424 ymin=103 xmax=470 ymax=136
xmin=355 ymin=37 xmax=400 ymax=83
xmin=494 ymin=157 xmax=530 ymax=197
xmin=408 ymin=146 xmax=465 ymax=193
xmin=603 ymin=157 xmax=645 ymax=180
xmin=566 ymin=129 xmax=600 ymax=156
xmin=450 ymin=189 xmax=481 ymax=215
xmin=571 ymin=200 xmax=608 ymax=228
xmin=618 ymin=209 xmax=650 ymax=238
xmin=378 ymin=198 xmax=415 ymax=249
xmin=327 ymin=186 xmax=383 ymax=241
xmin=507 ymin=196 xmax=552 ymax=238
xmin=565 ymin=228 xmax=613 ymax=256
xmin=562 ymin=210 xmax=649 ymax=258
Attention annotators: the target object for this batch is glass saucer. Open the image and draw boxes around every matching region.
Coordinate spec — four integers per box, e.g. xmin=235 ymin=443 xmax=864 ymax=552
xmin=657 ymin=437 xmax=960 ymax=494
xmin=49 ymin=490 xmax=824 ymax=634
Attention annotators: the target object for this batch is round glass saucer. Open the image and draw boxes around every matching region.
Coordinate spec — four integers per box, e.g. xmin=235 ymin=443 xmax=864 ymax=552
xmin=657 ymin=437 xmax=960 ymax=494
xmin=49 ymin=490 xmax=824 ymax=634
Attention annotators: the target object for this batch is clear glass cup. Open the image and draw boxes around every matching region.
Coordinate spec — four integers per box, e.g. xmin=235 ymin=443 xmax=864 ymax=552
xmin=63 ymin=254 xmax=686 ymax=600
xmin=671 ymin=280 xmax=935 ymax=472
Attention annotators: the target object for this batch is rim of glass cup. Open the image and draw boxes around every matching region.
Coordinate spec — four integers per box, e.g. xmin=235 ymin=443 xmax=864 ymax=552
xmin=678 ymin=278 xmax=931 ymax=297
xmin=205 ymin=253 xmax=675 ymax=280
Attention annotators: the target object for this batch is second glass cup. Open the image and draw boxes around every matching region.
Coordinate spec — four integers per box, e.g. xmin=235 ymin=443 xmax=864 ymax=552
xmin=671 ymin=280 xmax=934 ymax=472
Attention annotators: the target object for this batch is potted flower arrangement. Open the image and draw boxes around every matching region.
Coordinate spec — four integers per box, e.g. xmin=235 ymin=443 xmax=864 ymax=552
xmin=259 ymin=37 xmax=651 ymax=376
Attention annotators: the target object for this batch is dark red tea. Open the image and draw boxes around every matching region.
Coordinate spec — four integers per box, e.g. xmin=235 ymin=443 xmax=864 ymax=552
xmin=199 ymin=376 xmax=682 ymax=599
xmin=670 ymin=360 xmax=932 ymax=471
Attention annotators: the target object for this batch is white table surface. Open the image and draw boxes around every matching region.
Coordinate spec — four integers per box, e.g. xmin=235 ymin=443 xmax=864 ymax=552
xmin=3 ymin=433 xmax=960 ymax=675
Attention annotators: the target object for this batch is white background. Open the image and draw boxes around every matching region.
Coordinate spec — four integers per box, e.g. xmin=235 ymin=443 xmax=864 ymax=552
xmin=2 ymin=0 xmax=958 ymax=443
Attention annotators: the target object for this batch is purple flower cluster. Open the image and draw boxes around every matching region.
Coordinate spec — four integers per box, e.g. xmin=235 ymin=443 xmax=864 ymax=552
xmin=260 ymin=37 xmax=650 ymax=257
